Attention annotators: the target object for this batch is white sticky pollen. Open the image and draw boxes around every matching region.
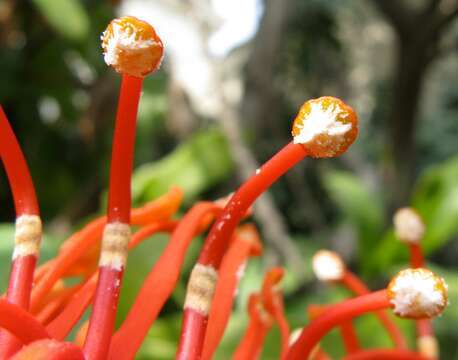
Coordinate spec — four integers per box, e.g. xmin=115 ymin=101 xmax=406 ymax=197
xmin=184 ymin=264 xmax=218 ymax=315
xmin=13 ymin=215 xmax=42 ymax=259
xmin=393 ymin=208 xmax=425 ymax=244
xmin=293 ymin=101 xmax=352 ymax=145
xmin=102 ymin=22 xmax=158 ymax=68
xmin=388 ymin=268 xmax=448 ymax=319
xmin=312 ymin=250 xmax=345 ymax=282
xmin=99 ymin=222 xmax=131 ymax=270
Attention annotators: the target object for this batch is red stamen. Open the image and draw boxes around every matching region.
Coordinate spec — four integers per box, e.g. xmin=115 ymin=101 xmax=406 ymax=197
xmin=232 ymin=294 xmax=272 ymax=360
xmin=109 ymin=202 xmax=222 ymax=360
xmin=47 ymin=275 xmax=98 ymax=340
xmin=260 ymin=268 xmax=290 ymax=359
xmin=0 ymin=106 xmax=43 ymax=356
xmin=177 ymin=142 xmax=306 ymax=360
xmin=341 ymin=269 xmax=407 ymax=349
xmin=308 ymin=305 xmax=360 ymax=355
xmin=48 ymin=221 xmax=175 ymax=340
xmin=31 ymin=188 xmax=181 ymax=311
xmin=0 ymin=298 xmax=50 ymax=345
xmin=0 ymin=106 xmax=39 ymax=216
xmin=10 ymin=339 xmax=84 ymax=360
xmin=343 ymin=349 xmax=427 ymax=360
xmin=340 ymin=321 xmax=360 ymax=354
xmin=410 ymin=244 xmax=424 ymax=268
xmin=35 ymin=284 xmax=82 ymax=325
xmin=287 ymin=290 xmax=390 ymax=359
xmin=202 ymin=224 xmax=262 ymax=360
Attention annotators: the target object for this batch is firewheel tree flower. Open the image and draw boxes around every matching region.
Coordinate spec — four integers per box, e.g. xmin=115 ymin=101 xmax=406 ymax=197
xmin=0 ymin=14 xmax=452 ymax=360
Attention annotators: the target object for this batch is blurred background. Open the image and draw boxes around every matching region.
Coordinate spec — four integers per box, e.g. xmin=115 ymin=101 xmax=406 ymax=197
xmin=0 ymin=0 xmax=458 ymax=358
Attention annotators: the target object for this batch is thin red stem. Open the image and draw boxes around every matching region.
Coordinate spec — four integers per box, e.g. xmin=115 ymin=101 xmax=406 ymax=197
xmin=409 ymin=244 xmax=424 ymax=268
xmin=84 ymin=267 xmax=123 ymax=360
xmin=286 ymin=290 xmax=390 ymax=359
xmin=340 ymin=321 xmax=360 ymax=354
xmin=48 ymin=221 xmax=176 ymax=340
xmin=272 ymin=298 xmax=291 ymax=360
xmin=31 ymin=218 xmax=105 ymax=312
xmin=308 ymin=305 xmax=359 ymax=355
xmin=232 ymin=295 xmax=272 ymax=360
xmin=202 ymin=227 xmax=260 ymax=360
xmin=10 ymin=339 xmax=84 ymax=360
xmin=178 ymin=143 xmax=307 ymax=360
xmin=31 ymin=188 xmax=181 ymax=311
xmin=233 ymin=317 xmax=270 ymax=360
xmin=343 ymin=349 xmax=427 ymax=360
xmin=0 ymin=106 xmax=39 ymax=216
xmin=109 ymin=202 xmax=221 ymax=360
xmin=0 ymin=298 xmax=49 ymax=344
xmin=84 ymin=74 xmax=143 ymax=360
xmin=198 ymin=142 xmax=306 ymax=268
xmin=341 ymin=271 xmax=407 ymax=349
xmin=106 ymin=75 xmax=142 ymax=224
xmin=47 ymin=275 xmax=98 ymax=340
xmin=0 ymin=106 xmax=42 ymax=358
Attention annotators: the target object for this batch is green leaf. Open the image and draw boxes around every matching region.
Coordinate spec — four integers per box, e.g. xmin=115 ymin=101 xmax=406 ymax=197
xmin=132 ymin=129 xmax=233 ymax=204
xmin=368 ymin=156 xmax=458 ymax=273
xmin=32 ymin=0 xmax=90 ymax=41
xmin=412 ymin=156 xmax=458 ymax=253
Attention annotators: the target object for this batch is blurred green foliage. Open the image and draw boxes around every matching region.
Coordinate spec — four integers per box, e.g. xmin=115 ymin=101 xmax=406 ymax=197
xmin=132 ymin=129 xmax=233 ymax=205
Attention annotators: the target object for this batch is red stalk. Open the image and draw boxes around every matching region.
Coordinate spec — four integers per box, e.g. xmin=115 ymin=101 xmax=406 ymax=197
xmin=48 ymin=221 xmax=176 ymax=340
xmin=11 ymin=339 xmax=84 ymax=360
xmin=260 ymin=268 xmax=290 ymax=359
xmin=31 ymin=187 xmax=181 ymax=311
xmin=286 ymin=290 xmax=390 ymax=359
xmin=0 ymin=106 xmax=43 ymax=356
xmin=202 ymin=224 xmax=262 ymax=360
xmin=410 ymin=244 xmax=424 ymax=268
xmin=177 ymin=142 xmax=307 ymax=360
xmin=343 ymin=349 xmax=427 ymax=360
xmin=232 ymin=294 xmax=272 ymax=360
xmin=47 ymin=275 xmax=98 ymax=340
xmin=0 ymin=298 xmax=49 ymax=344
xmin=341 ymin=271 xmax=407 ymax=349
xmin=198 ymin=142 xmax=306 ymax=269
xmin=35 ymin=284 xmax=82 ymax=325
xmin=0 ymin=106 xmax=39 ymax=216
xmin=340 ymin=321 xmax=360 ymax=354
xmin=109 ymin=202 xmax=222 ymax=360
xmin=83 ymin=74 xmax=143 ymax=360
xmin=308 ymin=305 xmax=359 ymax=355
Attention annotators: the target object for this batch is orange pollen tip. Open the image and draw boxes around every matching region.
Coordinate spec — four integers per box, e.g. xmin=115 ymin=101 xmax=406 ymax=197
xmin=291 ymin=96 xmax=358 ymax=158
xmin=101 ymin=16 xmax=164 ymax=77
xmin=387 ymin=268 xmax=448 ymax=319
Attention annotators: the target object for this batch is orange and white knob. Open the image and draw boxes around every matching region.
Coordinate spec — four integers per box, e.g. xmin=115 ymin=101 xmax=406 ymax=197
xmin=101 ymin=16 xmax=164 ymax=77
xmin=292 ymin=96 xmax=358 ymax=158
xmin=388 ymin=268 xmax=448 ymax=319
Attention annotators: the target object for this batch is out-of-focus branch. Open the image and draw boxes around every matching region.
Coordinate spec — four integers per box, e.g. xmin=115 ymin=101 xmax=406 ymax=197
xmin=371 ymin=0 xmax=411 ymax=37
